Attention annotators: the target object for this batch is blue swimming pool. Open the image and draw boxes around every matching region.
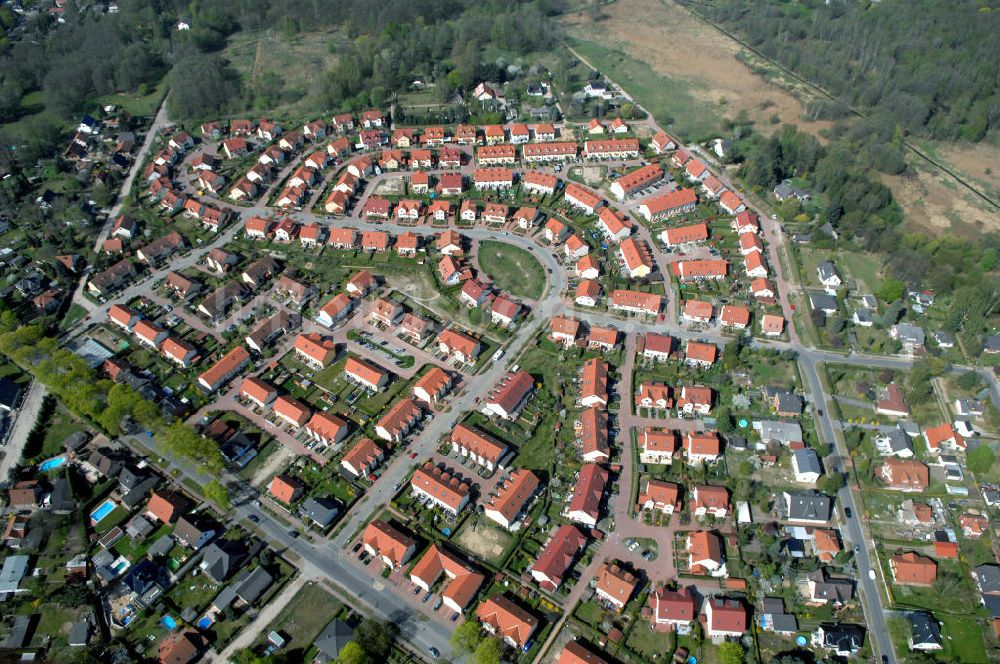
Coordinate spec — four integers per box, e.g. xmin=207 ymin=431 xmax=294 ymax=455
xmin=90 ymin=499 xmax=117 ymax=524
xmin=39 ymin=456 xmax=67 ymax=472
xmin=161 ymin=616 xmax=178 ymax=630
xmin=197 ymin=616 xmax=214 ymax=629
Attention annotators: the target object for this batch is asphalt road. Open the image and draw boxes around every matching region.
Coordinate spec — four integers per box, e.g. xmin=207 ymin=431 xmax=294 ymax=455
xmin=0 ymin=381 xmax=47 ymax=481
xmin=798 ymin=355 xmax=896 ymax=663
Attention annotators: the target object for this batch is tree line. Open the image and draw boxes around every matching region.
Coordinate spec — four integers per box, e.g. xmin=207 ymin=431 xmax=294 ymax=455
xmin=0 ymin=318 xmax=226 ymax=476
xmin=681 ymin=0 xmax=1000 ymax=142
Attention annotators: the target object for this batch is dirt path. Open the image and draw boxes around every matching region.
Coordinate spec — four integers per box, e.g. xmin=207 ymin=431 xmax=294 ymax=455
xmin=210 ymin=574 xmax=312 ymax=663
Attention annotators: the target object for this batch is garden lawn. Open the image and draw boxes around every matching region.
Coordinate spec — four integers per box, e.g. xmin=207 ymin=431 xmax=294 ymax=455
xmin=939 ymin=613 xmax=989 ymax=662
xmin=267 ymin=582 xmax=342 ymax=651
xmin=477 ymin=240 xmax=546 ymax=300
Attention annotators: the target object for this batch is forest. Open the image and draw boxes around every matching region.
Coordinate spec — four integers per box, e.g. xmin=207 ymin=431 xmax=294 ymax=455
xmin=681 ymin=0 xmax=1000 ymax=142
xmin=0 ymin=0 xmax=564 ymax=128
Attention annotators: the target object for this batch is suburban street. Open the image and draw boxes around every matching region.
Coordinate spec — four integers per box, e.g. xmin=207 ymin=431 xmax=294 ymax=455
xmin=69 ymin=77 xmax=1000 ymax=664
xmin=0 ymin=381 xmax=47 ymax=481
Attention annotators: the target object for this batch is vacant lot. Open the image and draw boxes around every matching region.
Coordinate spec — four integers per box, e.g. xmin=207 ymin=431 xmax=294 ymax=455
xmin=453 ymin=518 xmax=514 ymax=564
xmin=477 ymin=240 xmax=546 ymax=300
xmin=268 ymin=582 xmax=342 ymax=651
xmin=562 ymin=0 xmax=833 ymax=140
xmin=223 ymin=29 xmax=342 ymax=117
xmin=884 ymin=138 xmax=1000 ymax=236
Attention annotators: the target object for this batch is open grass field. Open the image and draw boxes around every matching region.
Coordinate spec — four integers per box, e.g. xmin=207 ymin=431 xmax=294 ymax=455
xmin=223 ymin=29 xmax=343 ymax=117
xmin=882 ymin=151 xmax=1000 ymax=238
xmin=562 ymin=0 xmax=833 ymax=141
xmin=477 ymin=240 xmax=546 ymax=300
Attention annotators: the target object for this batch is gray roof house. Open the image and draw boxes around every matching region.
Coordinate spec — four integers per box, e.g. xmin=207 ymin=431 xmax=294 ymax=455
xmin=792 ymin=448 xmax=823 ymax=483
xmin=875 ymin=428 xmax=914 ymax=458
xmin=314 ymin=620 xmax=355 ymax=663
xmin=301 ymin=497 xmax=340 ymax=528
xmin=891 ymin=323 xmax=925 ymax=349
xmin=3 ymin=615 xmax=35 ymax=649
xmin=148 ymin=534 xmax=175 ymax=559
xmin=69 ymin=620 xmax=91 ymax=647
xmin=812 ymin=623 xmax=864 ymax=657
xmin=983 ymin=335 xmax=1000 ymax=354
xmin=956 ymin=399 xmax=985 ymax=417
xmin=125 ymin=515 xmax=154 ymax=540
xmin=199 ymin=540 xmax=247 ymax=583
xmin=783 ymin=490 xmax=832 ymax=524
xmin=774 ymin=181 xmax=811 ymax=202
xmin=760 ymin=597 xmax=798 ymax=634
xmin=63 ymin=431 xmax=90 ymax=453
xmin=173 ymin=516 xmax=218 ymax=551
xmin=975 ymin=564 xmax=1000 ymax=595
xmin=212 ymin=566 xmax=273 ymax=612
xmin=754 ymin=420 xmax=803 ymax=446
xmin=806 ymin=569 xmax=853 ymax=605
xmin=809 ymin=292 xmax=839 ymax=315
xmin=0 ymin=555 xmax=31 ymax=595
xmin=770 ymin=390 xmax=803 ymax=415
xmin=907 ymin=612 xmax=942 ymax=652
xmin=817 ymin=261 xmax=841 ymax=288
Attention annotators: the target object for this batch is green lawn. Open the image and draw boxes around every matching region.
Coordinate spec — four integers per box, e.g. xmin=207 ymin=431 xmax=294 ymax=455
xmin=565 ymin=37 xmax=719 ymax=139
xmin=477 ymin=240 xmax=546 ymax=300
xmin=938 ymin=613 xmax=989 ymax=662
xmin=264 ymin=582 xmax=342 ymax=651
xmin=37 ymin=414 xmax=87 ymax=462
xmin=89 ymin=79 xmax=166 ymax=117
xmin=59 ymin=304 xmax=89 ymax=332
xmin=625 ymin=623 xmax=676 ymax=660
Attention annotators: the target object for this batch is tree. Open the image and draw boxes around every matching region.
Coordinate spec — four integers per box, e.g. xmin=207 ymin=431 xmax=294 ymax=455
xmin=473 ymin=638 xmax=502 ymax=664
xmin=353 ymin=618 xmax=396 ymax=659
xmin=715 ymin=405 xmax=735 ymax=434
xmin=168 ymin=51 xmax=242 ymax=121
xmin=956 ymin=371 xmax=984 ymax=392
xmin=877 ymin=278 xmax=905 ymax=303
xmin=203 ymin=480 xmax=231 ymax=511
xmin=337 ymin=641 xmax=370 ymax=664
xmin=722 ymin=340 xmax=741 ymax=370
xmin=717 ymin=642 xmax=744 ymax=664
xmin=968 ymin=445 xmax=995 ymax=476
xmin=450 ymin=621 xmax=482 ymax=654
xmin=818 ymin=472 xmax=846 ymax=494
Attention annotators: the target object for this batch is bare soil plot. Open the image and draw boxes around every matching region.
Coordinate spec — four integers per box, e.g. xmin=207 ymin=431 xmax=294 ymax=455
xmin=453 ymin=518 xmax=514 ymax=564
xmin=563 ymin=0 xmax=833 ymax=139
xmin=882 ymin=167 xmax=1000 ymax=237
xmin=373 ymin=176 xmax=406 ymax=196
